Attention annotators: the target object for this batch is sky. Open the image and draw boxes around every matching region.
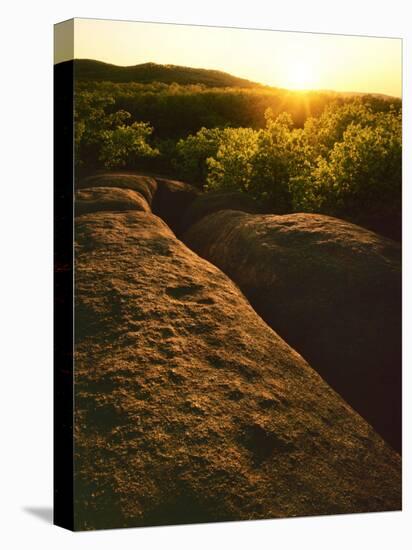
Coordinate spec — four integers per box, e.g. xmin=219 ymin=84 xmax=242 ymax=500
xmin=57 ymin=18 xmax=402 ymax=97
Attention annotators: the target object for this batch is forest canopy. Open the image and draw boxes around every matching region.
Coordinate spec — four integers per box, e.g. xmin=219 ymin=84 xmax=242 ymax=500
xmin=74 ymin=73 xmax=401 ymax=238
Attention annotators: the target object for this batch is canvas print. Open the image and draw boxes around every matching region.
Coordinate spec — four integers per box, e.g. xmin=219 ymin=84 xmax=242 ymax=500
xmin=54 ymin=18 xmax=402 ymax=531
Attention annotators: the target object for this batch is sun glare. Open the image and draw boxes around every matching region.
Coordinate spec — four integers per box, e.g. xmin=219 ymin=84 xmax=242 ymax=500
xmin=71 ymin=20 xmax=402 ymax=97
xmin=283 ymin=61 xmax=316 ymax=91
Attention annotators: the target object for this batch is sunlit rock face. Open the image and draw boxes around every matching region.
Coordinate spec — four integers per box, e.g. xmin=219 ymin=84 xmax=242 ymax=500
xmin=78 ymin=173 xmax=158 ymax=205
xmin=73 ymin=209 xmax=400 ymax=530
xmin=184 ymin=211 xmax=402 ymax=452
xmin=78 ymin=173 xmax=200 ymax=234
xmin=75 ymin=186 xmax=151 ymax=216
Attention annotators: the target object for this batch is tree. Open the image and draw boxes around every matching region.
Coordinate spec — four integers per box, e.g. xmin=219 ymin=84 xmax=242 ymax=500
xmin=75 ymin=89 xmax=158 ymax=170
xmin=174 ymin=127 xmax=224 ymax=184
xmin=98 ymin=122 xmax=159 ymax=169
xmin=290 ymin=108 xmax=401 ymax=220
xmin=206 ymin=128 xmax=259 ymax=193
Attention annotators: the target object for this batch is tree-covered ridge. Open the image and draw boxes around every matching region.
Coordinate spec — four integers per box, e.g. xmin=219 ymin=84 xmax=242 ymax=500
xmin=76 ymin=77 xmax=393 ymax=138
xmin=74 ymin=59 xmax=262 ymax=88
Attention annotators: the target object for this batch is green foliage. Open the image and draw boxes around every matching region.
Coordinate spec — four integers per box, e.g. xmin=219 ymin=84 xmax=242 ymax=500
xmin=175 ymin=110 xmax=307 ymax=210
xmin=74 ymin=72 xmax=401 ymax=235
xmin=174 ymin=128 xmax=223 ymax=183
xmin=206 ymin=128 xmax=259 ymax=193
xmin=98 ymin=122 xmax=159 ymax=168
xmin=76 ymin=78 xmax=359 ymax=141
xmin=302 ymin=99 xmax=376 ymax=157
xmin=289 ymin=106 xmax=401 ymax=219
xmin=248 ymin=110 xmax=300 ymax=210
xmin=75 ymin=90 xmax=158 ymax=170
xmin=176 ymin=100 xmax=401 ymax=222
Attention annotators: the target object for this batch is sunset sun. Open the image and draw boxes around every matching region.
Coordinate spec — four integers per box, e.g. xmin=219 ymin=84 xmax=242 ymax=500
xmin=284 ymin=60 xmax=317 ymax=90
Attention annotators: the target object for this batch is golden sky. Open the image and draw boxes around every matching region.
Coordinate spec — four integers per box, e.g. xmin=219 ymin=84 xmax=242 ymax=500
xmin=60 ymin=18 xmax=402 ymax=97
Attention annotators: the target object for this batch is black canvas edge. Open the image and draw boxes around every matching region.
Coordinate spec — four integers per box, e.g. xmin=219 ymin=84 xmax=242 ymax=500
xmin=53 ymin=58 xmax=75 ymax=531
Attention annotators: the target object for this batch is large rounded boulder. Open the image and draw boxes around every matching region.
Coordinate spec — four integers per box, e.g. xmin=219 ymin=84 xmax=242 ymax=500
xmin=184 ymin=211 xmax=402 ymax=452
xmin=75 ymin=186 xmax=150 ymax=216
xmin=78 ymin=173 xmax=158 ymax=205
xmin=74 ymin=210 xmax=400 ymax=530
xmin=180 ymin=190 xmax=261 ymax=233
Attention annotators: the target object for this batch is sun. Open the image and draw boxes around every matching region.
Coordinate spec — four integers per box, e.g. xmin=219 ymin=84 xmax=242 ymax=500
xmin=284 ymin=60 xmax=316 ymax=90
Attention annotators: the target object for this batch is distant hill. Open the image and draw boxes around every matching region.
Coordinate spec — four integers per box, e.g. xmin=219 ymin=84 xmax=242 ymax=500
xmin=72 ymin=59 xmax=262 ymax=88
xmin=315 ymin=89 xmax=397 ymax=101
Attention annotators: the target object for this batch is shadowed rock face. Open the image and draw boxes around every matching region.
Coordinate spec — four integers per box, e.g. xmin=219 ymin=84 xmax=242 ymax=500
xmin=74 ymin=210 xmax=400 ymax=530
xmin=180 ymin=190 xmax=261 ymax=233
xmin=152 ymin=177 xmax=200 ymax=233
xmin=78 ymin=173 xmax=158 ymax=205
xmin=184 ymin=211 xmax=402 ymax=452
xmin=75 ymin=186 xmax=150 ymax=216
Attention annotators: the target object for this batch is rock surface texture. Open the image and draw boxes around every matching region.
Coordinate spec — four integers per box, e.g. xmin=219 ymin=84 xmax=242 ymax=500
xmin=74 ymin=208 xmax=401 ymax=530
xmin=180 ymin=191 xmax=260 ymax=233
xmin=78 ymin=173 xmax=199 ymax=234
xmin=78 ymin=173 xmax=158 ymax=205
xmin=75 ymin=186 xmax=150 ymax=216
xmin=184 ymin=211 xmax=402 ymax=452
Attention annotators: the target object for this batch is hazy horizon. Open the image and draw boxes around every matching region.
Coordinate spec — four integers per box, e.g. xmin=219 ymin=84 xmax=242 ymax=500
xmin=71 ymin=57 xmax=401 ymax=98
xmin=57 ymin=18 xmax=402 ymax=97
